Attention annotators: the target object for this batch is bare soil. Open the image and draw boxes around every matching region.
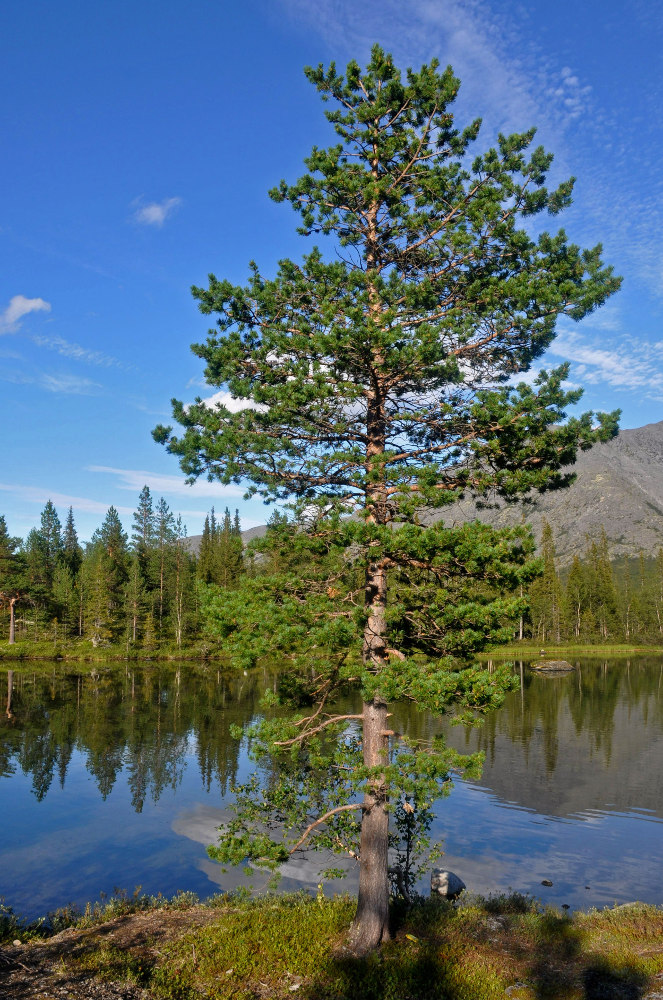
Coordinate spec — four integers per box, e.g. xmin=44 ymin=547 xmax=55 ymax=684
xmin=0 ymin=906 xmax=218 ymax=1000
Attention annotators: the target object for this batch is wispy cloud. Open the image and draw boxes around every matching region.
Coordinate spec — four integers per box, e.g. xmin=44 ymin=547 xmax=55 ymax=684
xmin=131 ymin=196 xmax=182 ymax=227
xmin=1 ymin=370 xmax=103 ymax=395
xmin=88 ymin=465 xmax=245 ymax=499
xmin=549 ymin=329 xmax=663 ymax=400
xmin=31 ymin=334 xmax=136 ymax=371
xmin=0 ymin=483 xmax=134 ymax=517
xmin=0 ymin=294 xmax=51 ymax=333
xmin=278 ymin=0 xmax=590 ymax=138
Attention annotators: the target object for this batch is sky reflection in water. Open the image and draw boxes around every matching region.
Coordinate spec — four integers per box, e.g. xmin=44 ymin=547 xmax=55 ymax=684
xmin=1 ymin=657 xmax=662 ymax=920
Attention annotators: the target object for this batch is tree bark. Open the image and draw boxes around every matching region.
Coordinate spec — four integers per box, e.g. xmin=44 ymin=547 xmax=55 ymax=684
xmin=9 ymin=596 xmax=17 ymax=644
xmin=349 ymin=695 xmax=390 ymax=952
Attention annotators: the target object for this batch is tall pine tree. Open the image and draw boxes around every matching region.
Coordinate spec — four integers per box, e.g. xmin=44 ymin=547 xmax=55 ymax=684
xmin=155 ymin=48 xmax=620 ymax=950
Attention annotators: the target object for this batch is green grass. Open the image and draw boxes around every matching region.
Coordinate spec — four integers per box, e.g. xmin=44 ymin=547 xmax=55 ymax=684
xmin=56 ymin=893 xmax=663 ymax=1000
xmin=479 ymin=642 xmax=663 ymax=658
xmin=6 ymin=891 xmax=663 ymax=999
xmin=0 ymin=637 xmax=223 ymax=662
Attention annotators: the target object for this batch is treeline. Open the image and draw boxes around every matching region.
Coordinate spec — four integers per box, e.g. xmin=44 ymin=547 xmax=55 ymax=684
xmin=527 ymin=521 xmax=663 ymax=645
xmin=0 ymin=490 xmax=243 ymax=650
xmin=3 ymin=503 xmax=663 ymax=651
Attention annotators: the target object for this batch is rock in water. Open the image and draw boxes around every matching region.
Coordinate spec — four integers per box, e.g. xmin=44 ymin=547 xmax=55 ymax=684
xmin=431 ymin=869 xmax=466 ymax=900
xmin=531 ymin=660 xmax=574 ymax=672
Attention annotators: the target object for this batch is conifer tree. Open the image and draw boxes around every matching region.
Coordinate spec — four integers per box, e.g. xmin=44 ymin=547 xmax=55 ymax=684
xmin=528 ymin=520 xmax=563 ymax=643
xmin=62 ymin=507 xmax=83 ymax=577
xmin=155 ymin=48 xmax=620 ymax=950
xmin=151 ymin=497 xmax=176 ymax=635
xmin=0 ymin=515 xmax=24 ymax=643
xmin=564 ymin=555 xmax=587 ymax=640
xmin=86 ymin=507 xmax=130 ymax=641
xmin=131 ymin=486 xmax=156 ymax=580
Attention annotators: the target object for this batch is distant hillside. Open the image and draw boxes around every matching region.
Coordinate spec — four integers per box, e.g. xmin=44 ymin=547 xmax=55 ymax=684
xmin=183 ymin=522 xmax=268 ymax=556
xmin=425 ymin=420 xmax=663 ymax=565
xmin=183 ymin=421 xmax=663 ymax=565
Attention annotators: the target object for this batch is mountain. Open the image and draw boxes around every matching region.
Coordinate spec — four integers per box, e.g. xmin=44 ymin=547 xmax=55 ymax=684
xmin=426 ymin=419 xmax=663 ymax=565
xmin=183 ymin=421 xmax=663 ymax=565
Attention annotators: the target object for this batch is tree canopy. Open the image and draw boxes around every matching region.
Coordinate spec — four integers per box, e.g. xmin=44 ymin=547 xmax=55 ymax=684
xmin=154 ymin=46 xmax=620 ymax=952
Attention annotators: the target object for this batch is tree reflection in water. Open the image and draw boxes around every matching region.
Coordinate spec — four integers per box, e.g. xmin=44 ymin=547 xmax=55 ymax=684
xmin=1 ymin=658 xmax=663 ymax=918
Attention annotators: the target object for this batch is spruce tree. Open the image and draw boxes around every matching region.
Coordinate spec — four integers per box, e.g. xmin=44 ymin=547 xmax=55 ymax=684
xmin=86 ymin=507 xmax=130 ymax=641
xmin=62 ymin=507 xmax=83 ymax=577
xmin=131 ymin=486 xmax=155 ymax=580
xmin=155 ymin=48 xmax=620 ymax=951
xmin=528 ymin=520 xmax=563 ymax=643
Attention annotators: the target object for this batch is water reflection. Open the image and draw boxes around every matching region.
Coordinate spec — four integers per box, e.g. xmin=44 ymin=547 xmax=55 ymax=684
xmin=1 ymin=657 xmax=662 ymax=919
xmin=443 ymin=659 xmax=663 ymax=819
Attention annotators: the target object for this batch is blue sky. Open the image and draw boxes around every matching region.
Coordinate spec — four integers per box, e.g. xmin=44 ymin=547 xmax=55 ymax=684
xmin=2 ymin=0 xmax=661 ymax=541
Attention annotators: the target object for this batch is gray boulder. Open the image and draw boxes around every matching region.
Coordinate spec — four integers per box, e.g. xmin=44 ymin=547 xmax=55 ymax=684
xmin=430 ymin=868 xmax=466 ymax=900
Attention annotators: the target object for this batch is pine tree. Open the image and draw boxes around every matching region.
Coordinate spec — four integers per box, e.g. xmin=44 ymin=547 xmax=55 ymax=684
xmin=172 ymin=515 xmax=195 ymax=646
xmin=39 ymin=500 xmax=63 ymax=588
xmin=155 ymin=48 xmax=620 ymax=951
xmin=124 ymin=556 xmax=148 ymax=644
xmin=584 ymin=529 xmax=618 ymax=641
xmin=197 ymin=514 xmax=214 ymax=584
xmin=564 ymin=555 xmax=586 ymax=640
xmin=131 ymin=486 xmax=156 ymax=580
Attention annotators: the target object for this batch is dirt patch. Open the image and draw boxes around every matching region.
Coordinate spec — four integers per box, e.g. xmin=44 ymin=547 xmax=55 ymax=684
xmin=0 ymin=906 xmax=219 ymax=999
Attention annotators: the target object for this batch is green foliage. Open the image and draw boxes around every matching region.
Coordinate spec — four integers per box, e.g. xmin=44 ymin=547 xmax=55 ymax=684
xmin=153 ymin=46 xmax=621 ymax=943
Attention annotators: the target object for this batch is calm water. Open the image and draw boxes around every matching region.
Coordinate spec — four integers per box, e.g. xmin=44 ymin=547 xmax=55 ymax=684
xmin=1 ymin=657 xmax=662 ymax=920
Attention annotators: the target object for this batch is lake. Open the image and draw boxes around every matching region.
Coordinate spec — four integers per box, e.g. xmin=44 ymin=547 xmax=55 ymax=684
xmin=1 ymin=657 xmax=662 ymax=920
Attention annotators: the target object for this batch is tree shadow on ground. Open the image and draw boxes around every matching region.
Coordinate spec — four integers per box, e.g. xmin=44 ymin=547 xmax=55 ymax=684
xmin=302 ymin=896 xmax=655 ymax=1000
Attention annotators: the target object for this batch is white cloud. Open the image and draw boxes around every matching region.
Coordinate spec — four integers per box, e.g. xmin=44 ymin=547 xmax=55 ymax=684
xmin=199 ymin=389 xmax=267 ymax=413
xmin=88 ymin=465 xmax=245 ymax=499
xmin=132 ymin=196 xmax=181 ymax=227
xmin=40 ymin=373 xmax=103 ymax=394
xmin=0 ymin=294 xmax=51 ymax=333
xmin=0 ymin=483 xmax=134 ymax=517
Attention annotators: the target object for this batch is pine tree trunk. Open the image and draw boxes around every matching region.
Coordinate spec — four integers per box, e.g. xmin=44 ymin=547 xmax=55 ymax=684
xmin=350 ymin=532 xmax=391 ymax=950
xmin=349 ymin=694 xmax=390 ymax=952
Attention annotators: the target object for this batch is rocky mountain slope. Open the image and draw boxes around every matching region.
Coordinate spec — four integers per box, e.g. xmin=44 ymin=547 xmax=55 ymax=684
xmin=431 ymin=419 xmax=663 ymax=564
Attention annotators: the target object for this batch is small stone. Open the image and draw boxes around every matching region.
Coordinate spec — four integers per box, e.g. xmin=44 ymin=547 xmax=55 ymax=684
xmin=541 ymin=879 xmax=553 ymax=887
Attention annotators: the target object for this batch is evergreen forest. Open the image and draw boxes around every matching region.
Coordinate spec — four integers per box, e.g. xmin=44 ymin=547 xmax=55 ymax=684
xmin=2 ymin=496 xmax=663 ymax=653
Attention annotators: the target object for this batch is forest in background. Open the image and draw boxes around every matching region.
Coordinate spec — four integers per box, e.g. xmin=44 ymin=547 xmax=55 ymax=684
xmin=2 ymin=495 xmax=663 ymax=653
xmin=0 ymin=491 xmax=243 ymax=652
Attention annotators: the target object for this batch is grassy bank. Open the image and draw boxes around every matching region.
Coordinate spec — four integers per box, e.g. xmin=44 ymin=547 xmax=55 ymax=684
xmin=3 ymin=891 xmax=663 ymax=1000
xmin=0 ymin=638 xmax=222 ymax=663
xmin=479 ymin=642 xmax=663 ymax=659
